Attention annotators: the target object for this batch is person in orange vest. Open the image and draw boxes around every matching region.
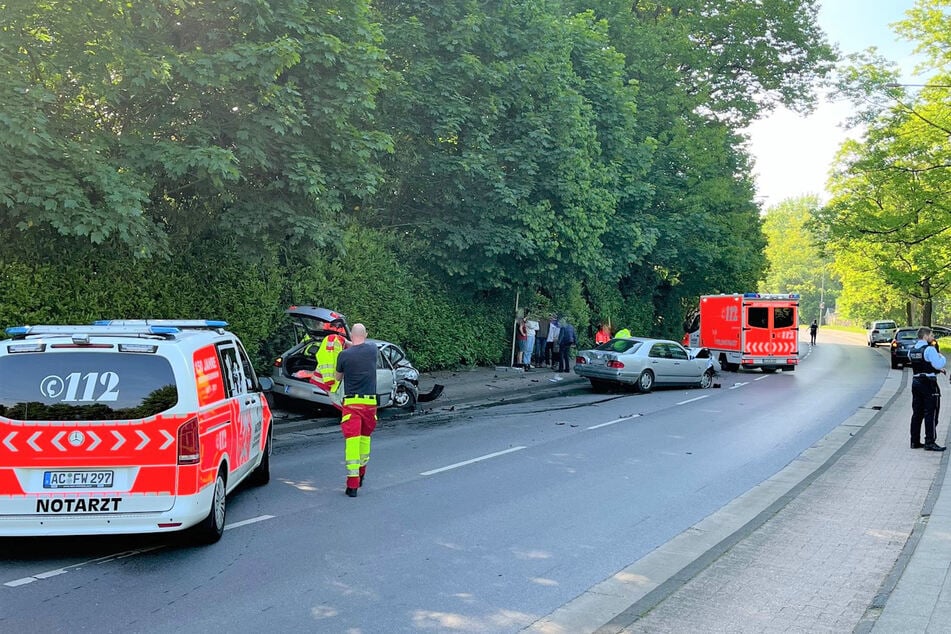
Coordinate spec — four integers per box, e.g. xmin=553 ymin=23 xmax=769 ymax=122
xmin=595 ymin=323 xmax=612 ymax=345
xmin=334 ymin=323 xmax=378 ymax=497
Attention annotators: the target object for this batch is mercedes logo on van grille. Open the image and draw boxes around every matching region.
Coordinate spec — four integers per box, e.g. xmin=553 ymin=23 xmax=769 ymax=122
xmin=68 ymin=431 xmax=85 ymax=447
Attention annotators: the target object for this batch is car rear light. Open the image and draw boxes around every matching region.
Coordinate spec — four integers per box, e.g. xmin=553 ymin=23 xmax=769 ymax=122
xmin=273 ymin=356 xmax=283 ymax=368
xmin=606 ymin=360 xmax=624 ymax=369
xmin=786 ymin=358 xmax=798 ymax=365
xmin=575 ymin=356 xmax=587 ymax=364
xmin=891 ymin=341 xmax=898 ymax=348
xmin=742 ymin=359 xmax=754 ymax=365
xmin=178 ymin=417 xmax=200 ymax=465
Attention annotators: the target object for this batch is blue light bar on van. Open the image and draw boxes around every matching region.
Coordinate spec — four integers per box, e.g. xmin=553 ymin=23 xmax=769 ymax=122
xmin=743 ymin=293 xmax=801 ymax=300
xmin=93 ymin=319 xmax=227 ymax=329
xmin=5 ymin=326 xmax=30 ymax=336
xmin=149 ymin=326 xmax=180 ymax=335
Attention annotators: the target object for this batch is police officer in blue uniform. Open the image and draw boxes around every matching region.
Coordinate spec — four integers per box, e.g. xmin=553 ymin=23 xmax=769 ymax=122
xmin=909 ymin=327 xmax=947 ymax=451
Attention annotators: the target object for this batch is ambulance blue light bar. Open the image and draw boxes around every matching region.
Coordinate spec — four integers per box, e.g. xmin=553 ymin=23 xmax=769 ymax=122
xmin=93 ymin=319 xmax=228 ymax=329
xmin=743 ymin=293 xmax=800 ymax=300
xmin=6 ymin=325 xmax=181 ymax=337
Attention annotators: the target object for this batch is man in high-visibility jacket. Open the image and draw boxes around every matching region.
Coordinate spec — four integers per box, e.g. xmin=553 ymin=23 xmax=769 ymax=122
xmin=334 ymin=323 xmax=378 ymax=497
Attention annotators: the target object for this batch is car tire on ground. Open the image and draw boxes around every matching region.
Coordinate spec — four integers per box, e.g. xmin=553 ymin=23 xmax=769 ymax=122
xmin=193 ymin=468 xmax=227 ymax=545
xmin=635 ymin=370 xmax=655 ymax=393
xmin=699 ymin=371 xmax=714 ymax=389
xmin=248 ymin=432 xmax=271 ymax=487
xmin=393 ymin=384 xmax=417 ymax=410
xmin=891 ymin=360 xmax=901 ymax=369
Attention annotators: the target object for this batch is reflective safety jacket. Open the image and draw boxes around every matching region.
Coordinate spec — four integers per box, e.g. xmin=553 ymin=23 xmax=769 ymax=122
xmin=311 ymin=334 xmax=346 ymax=393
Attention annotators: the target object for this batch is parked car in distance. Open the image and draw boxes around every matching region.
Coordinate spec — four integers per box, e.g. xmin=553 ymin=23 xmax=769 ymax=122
xmin=574 ymin=337 xmax=720 ymax=393
xmin=868 ymin=320 xmax=898 ymax=346
xmin=890 ymin=326 xmax=951 ymax=369
xmin=269 ymin=306 xmax=420 ymax=410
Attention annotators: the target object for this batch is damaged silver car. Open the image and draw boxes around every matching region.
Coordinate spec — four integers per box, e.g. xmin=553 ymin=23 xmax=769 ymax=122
xmin=269 ymin=306 xmax=435 ymax=410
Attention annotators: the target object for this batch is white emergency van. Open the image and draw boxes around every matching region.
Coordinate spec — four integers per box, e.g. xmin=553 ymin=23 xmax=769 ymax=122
xmin=0 ymin=320 xmax=273 ymax=544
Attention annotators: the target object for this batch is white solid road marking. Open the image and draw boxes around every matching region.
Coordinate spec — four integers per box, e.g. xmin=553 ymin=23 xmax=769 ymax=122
xmin=224 ymin=514 xmax=275 ymax=531
xmin=587 ymin=415 xmax=641 ymax=430
xmin=676 ymin=395 xmax=710 ymax=405
xmin=3 ymin=516 xmax=275 ymax=588
xmin=421 ymin=447 xmax=527 ymax=476
xmin=754 ymin=375 xmax=771 ymax=381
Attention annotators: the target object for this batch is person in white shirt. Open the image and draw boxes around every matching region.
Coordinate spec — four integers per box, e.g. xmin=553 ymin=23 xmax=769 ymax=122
xmin=545 ymin=315 xmax=560 ymax=370
xmin=909 ymin=327 xmax=947 ymax=451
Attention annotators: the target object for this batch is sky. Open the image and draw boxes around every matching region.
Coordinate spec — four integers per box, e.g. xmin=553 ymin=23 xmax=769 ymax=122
xmin=745 ymin=0 xmax=922 ymax=210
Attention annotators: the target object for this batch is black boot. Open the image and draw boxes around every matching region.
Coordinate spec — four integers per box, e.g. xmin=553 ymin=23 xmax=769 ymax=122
xmin=345 ymin=487 xmax=358 ymax=497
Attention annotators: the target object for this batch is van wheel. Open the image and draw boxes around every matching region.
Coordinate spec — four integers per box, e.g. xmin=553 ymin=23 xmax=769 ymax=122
xmin=194 ymin=469 xmax=227 ymax=544
xmin=249 ymin=432 xmax=271 ymax=487
xmin=635 ymin=370 xmax=655 ymax=393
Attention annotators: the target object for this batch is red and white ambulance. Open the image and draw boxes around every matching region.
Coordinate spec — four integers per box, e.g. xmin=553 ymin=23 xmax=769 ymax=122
xmin=0 ymin=320 xmax=272 ymax=543
xmin=683 ymin=293 xmax=800 ymax=372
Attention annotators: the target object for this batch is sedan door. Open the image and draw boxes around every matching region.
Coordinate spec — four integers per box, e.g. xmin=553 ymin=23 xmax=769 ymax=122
xmin=647 ymin=343 xmax=675 ymax=383
xmin=665 ymin=342 xmax=702 ymax=382
xmin=375 ymin=344 xmax=396 ymax=407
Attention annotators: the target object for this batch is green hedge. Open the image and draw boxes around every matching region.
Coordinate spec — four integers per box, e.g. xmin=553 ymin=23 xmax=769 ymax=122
xmin=0 ymin=227 xmax=669 ymax=373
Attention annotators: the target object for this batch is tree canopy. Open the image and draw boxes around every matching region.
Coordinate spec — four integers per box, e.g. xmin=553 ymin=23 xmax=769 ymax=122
xmin=0 ymin=0 xmax=838 ymax=363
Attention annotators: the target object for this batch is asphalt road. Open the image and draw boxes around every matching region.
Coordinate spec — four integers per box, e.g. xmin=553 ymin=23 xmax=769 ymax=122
xmin=0 ymin=332 xmax=889 ymax=633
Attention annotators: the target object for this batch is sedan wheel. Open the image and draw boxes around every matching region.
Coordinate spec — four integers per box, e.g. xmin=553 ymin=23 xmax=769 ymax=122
xmin=699 ymin=370 xmax=714 ymax=389
xmin=636 ymin=370 xmax=655 ymax=393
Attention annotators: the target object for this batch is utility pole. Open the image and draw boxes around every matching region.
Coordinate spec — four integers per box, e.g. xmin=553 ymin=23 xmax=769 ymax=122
xmin=818 ymin=268 xmax=825 ymax=325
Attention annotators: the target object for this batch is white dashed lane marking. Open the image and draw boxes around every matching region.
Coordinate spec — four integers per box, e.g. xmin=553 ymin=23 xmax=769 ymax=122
xmin=420 ymin=447 xmax=527 ymax=476
xmin=3 ymin=515 xmax=275 ymax=588
xmin=587 ymin=415 xmax=641 ymax=430
xmin=676 ymin=395 xmax=710 ymax=406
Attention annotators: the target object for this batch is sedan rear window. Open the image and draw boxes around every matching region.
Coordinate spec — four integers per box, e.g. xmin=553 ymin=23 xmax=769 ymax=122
xmin=896 ymin=330 xmax=918 ymax=341
xmin=596 ymin=339 xmax=643 ymax=354
xmin=0 ymin=352 xmax=178 ymax=421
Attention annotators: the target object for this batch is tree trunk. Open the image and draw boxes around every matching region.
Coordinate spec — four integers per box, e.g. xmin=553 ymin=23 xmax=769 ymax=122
xmin=906 ymin=301 xmax=914 ymax=326
xmin=922 ymin=278 xmax=933 ymax=326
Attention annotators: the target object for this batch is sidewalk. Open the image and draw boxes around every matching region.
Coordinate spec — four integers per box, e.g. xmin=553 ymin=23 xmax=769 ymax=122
xmin=584 ymin=370 xmax=949 ymax=633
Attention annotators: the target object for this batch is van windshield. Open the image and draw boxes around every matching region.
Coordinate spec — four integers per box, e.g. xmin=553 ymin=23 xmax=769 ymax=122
xmin=0 ymin=352 xmax=178 ymax=421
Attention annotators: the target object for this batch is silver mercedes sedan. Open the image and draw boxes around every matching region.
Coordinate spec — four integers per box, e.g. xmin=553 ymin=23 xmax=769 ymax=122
xmin=574 ymin=337 xmax=719 ymax=393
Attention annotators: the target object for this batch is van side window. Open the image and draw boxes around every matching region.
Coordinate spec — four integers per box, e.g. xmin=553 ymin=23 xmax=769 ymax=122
xmin=236 ymin=341 xmax=258 ymax=391
xmin=216 ymin=342 xmax=247 ymax=398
